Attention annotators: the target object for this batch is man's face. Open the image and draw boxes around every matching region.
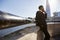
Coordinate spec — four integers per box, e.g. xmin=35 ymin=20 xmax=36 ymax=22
xmin=41 ymin=7 xmax=44 ymax=11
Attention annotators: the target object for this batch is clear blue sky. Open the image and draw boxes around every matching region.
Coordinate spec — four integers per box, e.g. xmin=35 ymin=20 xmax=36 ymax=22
xmin=0 ymin=0 xmax=60 ymax=17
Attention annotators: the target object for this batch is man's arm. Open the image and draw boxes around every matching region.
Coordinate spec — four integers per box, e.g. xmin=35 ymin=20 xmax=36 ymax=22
xmin=45 ymin=12 xmax=47 ymax=19
xmin=35 ymin=11 xmax=38 ymax=20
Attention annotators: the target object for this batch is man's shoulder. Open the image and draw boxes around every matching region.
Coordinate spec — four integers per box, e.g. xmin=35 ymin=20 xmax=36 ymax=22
xmin=36 ymin=11 xmax=41 ymax=13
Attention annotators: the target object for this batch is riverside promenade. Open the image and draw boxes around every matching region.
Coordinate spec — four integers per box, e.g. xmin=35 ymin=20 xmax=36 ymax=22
xmin=1 ymin=24 xmax=60 ymax=40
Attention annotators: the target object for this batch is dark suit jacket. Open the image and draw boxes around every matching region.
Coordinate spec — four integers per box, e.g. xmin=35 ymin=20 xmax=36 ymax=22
xmin=35 ymin=11 xmax=47 ymax=26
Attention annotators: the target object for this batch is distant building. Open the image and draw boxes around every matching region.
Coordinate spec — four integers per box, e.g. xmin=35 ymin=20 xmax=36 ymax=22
xmin=53 ymin=12 xmax=60 ymax=17
xmin=27 ymin=17 xmax=35 ymax=23
xmin=46 ymin=0 xmax=51 ymax=17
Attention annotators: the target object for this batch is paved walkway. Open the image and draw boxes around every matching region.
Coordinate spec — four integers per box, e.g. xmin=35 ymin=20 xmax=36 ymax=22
xmin=1 ymin=26 xmax=39 ymax=40
xmin=1 ymin=26 xmax=60 ymax=40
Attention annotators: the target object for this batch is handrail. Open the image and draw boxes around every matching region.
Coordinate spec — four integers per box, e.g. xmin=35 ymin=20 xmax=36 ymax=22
xmin=0 ymin=23 xmax=35 ymax=38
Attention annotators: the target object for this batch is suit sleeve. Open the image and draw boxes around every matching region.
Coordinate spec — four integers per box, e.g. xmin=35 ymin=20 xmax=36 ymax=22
xmin=35 ymin=11 xmax=41 ymax=22
xmin=45 ymin=12 xmax=47 ymax=19
xmin=35 ymin=11 xmax=39 ymax=21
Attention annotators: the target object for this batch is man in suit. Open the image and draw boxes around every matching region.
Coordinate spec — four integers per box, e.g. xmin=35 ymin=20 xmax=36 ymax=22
xmin=35 ymin=5 xmax=50 ymax=40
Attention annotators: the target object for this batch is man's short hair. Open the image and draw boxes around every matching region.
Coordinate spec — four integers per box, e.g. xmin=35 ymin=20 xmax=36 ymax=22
xmin=38 ymin=5 xmax=43 ymax=9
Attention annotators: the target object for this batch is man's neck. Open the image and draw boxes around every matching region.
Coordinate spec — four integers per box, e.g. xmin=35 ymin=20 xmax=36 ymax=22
xmin=39 ymin=10 xmax=43 ymax=12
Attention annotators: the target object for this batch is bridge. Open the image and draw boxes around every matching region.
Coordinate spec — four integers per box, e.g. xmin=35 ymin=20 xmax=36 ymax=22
xmin=0 ymin=11 xmax=60 ymax=40
xmin=0 ymin=22 xmax=60 ymax=40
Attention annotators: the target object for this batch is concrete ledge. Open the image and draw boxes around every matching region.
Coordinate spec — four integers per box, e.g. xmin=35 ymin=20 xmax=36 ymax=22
xmin=0 ymin=23 xmax=35 ymax=37
xmin=0 ymin=22 xmax=60 ymax=37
